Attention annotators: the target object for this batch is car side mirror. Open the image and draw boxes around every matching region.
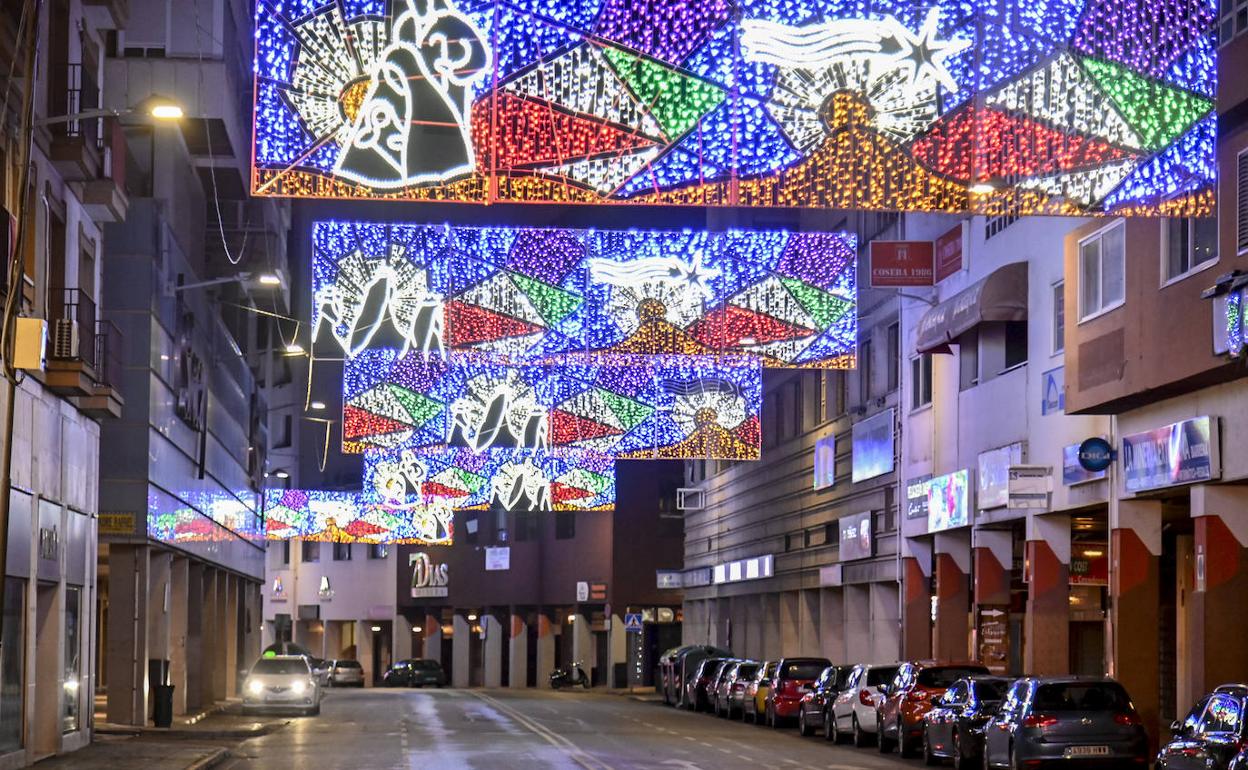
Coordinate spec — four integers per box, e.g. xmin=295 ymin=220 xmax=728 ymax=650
xmin=760 ymin=678 xmax=771 ymax=687
xmin=1170 ymin=720 xmax=1184 ymax=734
xmin=931 ymin=695 xmax=943 ymax=706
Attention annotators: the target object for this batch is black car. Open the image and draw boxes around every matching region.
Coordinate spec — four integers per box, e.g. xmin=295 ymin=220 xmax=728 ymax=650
xmin=983 ymin=678 xmax=1148 ymax=769
xmin=797 ymin=665 xmax=850 ymax=738
xmin=382 ymin=658 xmax=447 ymax=687
xmin=921 ymin=676 xmax=1009 ymax=769
xmin=1158 ymin=691 xmax=1248 ymax=770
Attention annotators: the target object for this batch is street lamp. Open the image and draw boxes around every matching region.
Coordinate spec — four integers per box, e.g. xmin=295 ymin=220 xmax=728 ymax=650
xmin=34 ymin=93 xmax=185 ymax=127
xmin=172 ymin=271 xmax=283 ymax=293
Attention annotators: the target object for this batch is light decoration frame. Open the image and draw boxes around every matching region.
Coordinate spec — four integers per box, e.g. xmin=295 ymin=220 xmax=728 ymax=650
xmin=253 ymin=0 xmax=1216 ymax=216
xmin=342 ymin=350 xmax=763 ymax=460
xmin=312 ymin=221 xmax=857 ymax=368
xmin=263 ymin=488 xmax=456 ymax=544
xmin=147 ymin=489 xmax=263 ymax=543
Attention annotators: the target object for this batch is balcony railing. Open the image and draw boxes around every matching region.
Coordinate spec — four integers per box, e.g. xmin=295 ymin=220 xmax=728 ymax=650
xmin=53 ymin=63 xmax=101 ymax=146
xmin=93 ymin=320 xmax=122 ymax=389
xmin=48 ymin=287 xmax=98 ymax=371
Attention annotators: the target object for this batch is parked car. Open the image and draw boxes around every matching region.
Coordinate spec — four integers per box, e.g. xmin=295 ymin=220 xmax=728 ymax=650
xmin=383 ymin=659 xmax=447 ymax=687
xmin=877 ymin=662 xmax=990 ymax=756
xmin=743 ymin=661 xmax=777 ymax=724
xmin=798 ymin=664 xmax=850 ymax=738
xmin=1158 ymin=690 xmax=1248 ymax=770
xmin=921 ymin=676 xmax=1010 ymax=768
xmin=711 ymin=660 xmax=742 ymax=717
xmin=830 ymin=663 xmax=900 ymax=746
xmin=242 ymin=655 xmax=322 ymax=716
xmin=715 ymin=661 xmax=758 ymax=719
xmin=659 ymin=645 xmax=733 ymax=708
xmin=765 ymin=657 xmax=831 ymax=727
xmin=327 ymin=659 xmax=364 ymax=687
xmin=688 ymin=657 xmax=730 ymax=712
xmin=982 ymin=678 xmax=1148 ymax=770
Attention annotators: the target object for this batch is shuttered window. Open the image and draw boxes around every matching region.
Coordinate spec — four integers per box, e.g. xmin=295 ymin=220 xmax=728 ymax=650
xmin=1238 ymin=149 xmax=1248 ymax=254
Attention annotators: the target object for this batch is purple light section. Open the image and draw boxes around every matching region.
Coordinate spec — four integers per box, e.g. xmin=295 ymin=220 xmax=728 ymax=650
xmin=776 ymin=232 xmax=856 ymax=287
xmin=506 ymin=230 xmax=587 ymax=284
xmin=593 ymin=0 xmax=732 ymax=64
xmin=1073 ymin=0 xmax=1217 ymax=77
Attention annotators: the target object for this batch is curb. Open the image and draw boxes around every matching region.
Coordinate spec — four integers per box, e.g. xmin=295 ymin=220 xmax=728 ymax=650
xmin=96 ymin=721 xmax=288 ymax=740
xmin=185 ymin=748 xmax=230 ymax=770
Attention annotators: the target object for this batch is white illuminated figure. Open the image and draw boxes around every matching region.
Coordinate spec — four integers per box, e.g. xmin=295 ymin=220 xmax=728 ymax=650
xmin=587 ymin=251 xmax=721 ymax=336
xmin=741 ymin=9 xmax=971 ymax=146
xmin=449 ymin=371 xmax=549 ymax=452
xmin=313 ymin=250 xmax=445 ymax=358
xmin=491 ymin=457 xmax=553 ymax=511
xmin=370 ymin=449 xmax=430 ymax=503
xmin=334 ymin=0 xmax=491 ymax=188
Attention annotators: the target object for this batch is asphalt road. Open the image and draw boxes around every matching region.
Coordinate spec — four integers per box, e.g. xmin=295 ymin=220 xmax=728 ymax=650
xmin=221 ymin=687 xmax=926 ymax=770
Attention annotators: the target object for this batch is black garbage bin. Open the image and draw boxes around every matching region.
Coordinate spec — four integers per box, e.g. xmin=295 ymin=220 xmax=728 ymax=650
xmin=153 ymin=685 xmax=175 ymax=728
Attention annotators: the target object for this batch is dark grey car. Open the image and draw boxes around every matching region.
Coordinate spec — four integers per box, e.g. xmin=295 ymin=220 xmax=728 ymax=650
xmin=982 ymin=678 xmax=1148 ymax=769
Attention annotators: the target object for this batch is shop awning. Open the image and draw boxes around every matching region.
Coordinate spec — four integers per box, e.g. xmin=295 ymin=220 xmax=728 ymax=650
xmin=915 ymin=262 xmax=1028 ymax=354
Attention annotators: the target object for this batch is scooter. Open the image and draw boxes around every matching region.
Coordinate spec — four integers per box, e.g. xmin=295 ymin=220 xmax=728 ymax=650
xmin=549 ymin=663 xmax=589 ymax=689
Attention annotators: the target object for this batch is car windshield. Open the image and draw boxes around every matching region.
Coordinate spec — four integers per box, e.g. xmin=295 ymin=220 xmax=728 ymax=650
xmin=738 ymin=664 xmax=759 ymax=679
xmin=866 ymin=667 xmax=900 ymax=687
xmin=1033 ymin=683 xmax=1132 ymax=712
xmin=334 ymin=661 xmax=362 ymax=669
xmin=972 ymin=680 xmax=1007 ymax=701
xmin=917 ymin=667 xmax=989 ymax=688
xmin=413 ymin=660 xmax=441 ymax=670
xmin=252 ymin=658 xmax=309 ymax=675
xmin=781 ymin=662 xmax=827 ymax=680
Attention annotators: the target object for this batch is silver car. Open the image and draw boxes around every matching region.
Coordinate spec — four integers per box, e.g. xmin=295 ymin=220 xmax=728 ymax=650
xmin=328 ymin=659 xmax=365 ymax=687
xmin=242 ymin=655 xmax=322 ymax=716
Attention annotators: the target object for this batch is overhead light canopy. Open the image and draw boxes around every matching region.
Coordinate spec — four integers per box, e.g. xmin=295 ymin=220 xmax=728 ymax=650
xmin=284 ymin=342 xmax=305 ymax=355
xmin=309 ymin=400 xmax=326 ymax=410
xmin=256 ymin=273 xmax=282 ymax=286
xmin=140 ymin=94 xmax=185 ymax=120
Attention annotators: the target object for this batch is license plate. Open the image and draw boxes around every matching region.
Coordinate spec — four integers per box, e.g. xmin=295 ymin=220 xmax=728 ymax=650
xmin=1063 ymin=746 xmax=1111 ymax=757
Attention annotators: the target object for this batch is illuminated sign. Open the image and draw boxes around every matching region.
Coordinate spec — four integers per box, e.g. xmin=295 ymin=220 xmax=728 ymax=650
xmin=1122 ymin=416 xmax=1219 ymax=492
xmin=312 ymin=222 xmax=857 ymax=368
xmin=410 ymin=552 xmax=450 ymax=598
xmin=927 ymin=469 xmax=971 ymax=533
xmin=977 ymin=442 xmax=1024 ymax=510
xmin=838 ymin=511 xmax=874 ymax=561
xmin=253 ymin=0 xmax=1215 ymax=216
xmin=712 ymin=554 xmax=774 ymax=585
xmin=851 ymin=408 xmax=895 ymax=483
xmin=814 ymin=434 xmax=836 ymax=490
xmin=343 ymin=351 xmax=762 ymax=460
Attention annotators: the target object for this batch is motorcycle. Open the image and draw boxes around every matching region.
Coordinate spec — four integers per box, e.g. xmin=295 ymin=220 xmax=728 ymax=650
xmin=549 ymin=663 xmax=589 ymax=689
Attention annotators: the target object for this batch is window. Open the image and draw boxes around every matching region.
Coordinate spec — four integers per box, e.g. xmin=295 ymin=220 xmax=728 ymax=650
xmin=886 ymin=322 xmax=900 ymax=392
xmin=0 ymin=578 xmax=24 ymax=752
xmin=368 ymin=544 xmax=388 ymax=559
xmin=274 ymin=414 xmax=292 ymax=449
xmin=1004 ymin=321 xmax=1028 ymax=369
xmin=514 ymin=511 xmax=538 ymax=542
xmin=63 ymin=586 xmax=80 ymax=733
xmin=910 ymin=355 xmax=932 ymax=410
xmin=301 ymin=541 xmax=320 ymax=562
xmin=822 ymin=371 xmax=846 ymax=420
xmin=1197 ymin=695 xmax=1242 ymax=735
xmin=332 ymin=543 xmax=352 ymax=561
xmin=1079 ymin=222 xmax=1125 ymax=319
xmin=281 ymin=540 xmax=291 ymax=565
xmin=555 ymin=511 xmax=576 ymax=540
xmin=1220 ymin=0 xmax=1248 ymax=44
xmin=958 ymin=329 xmax=979 ymax=391
xmin=1051 ymin=281 xmax=1065 ymax=354
xmin=859 ymin=338 xmax=873 ymax=402
xmin=1239 ymin=150 xmax=1248 ymax=253
xmin=1163 ymin=217 xmax=1217 ymax=281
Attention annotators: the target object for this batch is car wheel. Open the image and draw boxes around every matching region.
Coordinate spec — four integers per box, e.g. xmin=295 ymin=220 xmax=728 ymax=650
xmin=853 ymin=714 xmax=870 ymax=748
xmin=799 ymin=710 xmax=813 ymax=737
xmin=307 ymin=704 xmax=321 ymax=717
xmin=768 ymin=705 xmax=778 ymax=728
xmin=983 ymin=744 xmax=992 ymax=770
xmin=1009 ymin=743 xmax=1021 ymax=770
xmin=923 ymin=725 xmax=940 ymax=766
xmin=899 ymin=718 xmax=918 ymax=758
xmin=952 ymin=730 xmax=971 ymax=770
xmin=878 ymin=715 xmax=896 ymax=753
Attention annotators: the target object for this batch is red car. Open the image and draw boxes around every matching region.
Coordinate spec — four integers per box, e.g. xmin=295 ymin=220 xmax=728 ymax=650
xmin=765 ymin=657 xmax=830 ymax=727
xmin=876 ymin=662 xmax=989 ymax=757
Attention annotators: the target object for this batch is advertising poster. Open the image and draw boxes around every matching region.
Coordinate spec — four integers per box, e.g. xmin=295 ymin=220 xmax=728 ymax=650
xmin=927 ymin=469 xmax=970 ymax=532
xmin=1122 ymin=416 xmax=1219 ymax=493
xmin=838 ymin=511 xmax=874 ymax=561
xmin=852 ymin=408 xmax=895 ymax=483
xmin=814 ymin=434 xmax=836 ymax=490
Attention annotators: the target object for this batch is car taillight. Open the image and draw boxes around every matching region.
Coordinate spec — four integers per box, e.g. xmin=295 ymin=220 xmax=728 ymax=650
xmin=909 ymin=689 xmax=932 ymax=702
xmin=1023 ymin=714 xmax=1058 ymax=728
xmin=860 ymin=689 xmax=875 ymax=706
xmin=1114 ymin=713 xmax=1142 ymax=726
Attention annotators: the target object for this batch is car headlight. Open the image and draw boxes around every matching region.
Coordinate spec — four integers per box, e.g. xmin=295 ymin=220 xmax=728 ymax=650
xmin=247 ymin=679 xmax=264 ymax=696
xmin=291 ymin=680 xmax=307 ymax=695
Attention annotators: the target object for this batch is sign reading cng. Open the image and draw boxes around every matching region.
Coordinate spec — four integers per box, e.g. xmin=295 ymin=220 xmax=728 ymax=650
xmin=409 ymin=552 xmax=449 ymax=598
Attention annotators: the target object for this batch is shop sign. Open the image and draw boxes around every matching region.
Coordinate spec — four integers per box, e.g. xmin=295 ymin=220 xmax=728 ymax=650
xmin=318 ymin=575 xmax=334 ymax=600
xmin=934 ymin=224 xmax=963 ymax=283
xmin=814 ymin=433 xmax=836 ymax=490
xmin=1122 ymin=416 xmax=1220 ymax=493
xmin=576 ymin=581 xmax=589 ymax=602
xmin=1078 ymin=437 xmax=1115 ymax=473
xmin=978 ymin=607 xmax=1009 ymax=674
xmin=1063 ymin=443 xmax=1107 ymax=485
xmin=712 ymin=555 xmax=774 ymax=585
xmin=869 ymin=241 xmax=934 ymax=287
xmin=1041 ymin=366 xmax=1065 ymax=415
xmin=978 ymin=443 xmax=1024 ymax=510
xmin=485 ymin=546 xmax=510 ymax=571
xmin=1069 ymin=547 xmax=1109 ymax=586
xmin=1007 ymin=466 xmax=1052 ymax=510
xmin=655 ymin=571 xmax=682 ymax=589
xmin=270 ymin=575 xmax=287 ymax=602
xmin=906 ymin=474 xmax=932 ymax=519
xmin=98 ymin=512 xmax=136 ymax=536
xmin=409 ymin=552 xmax=449 ymax=598
xmin=852 ymin=408 xmax=895 ymax=483
xmin=590 ymin=582 xmax=607 ymax=601
xmin=681 ymin=568 xmax=713 ymax=588
xmin=838 ymin=511 xmax=874 ymax=561
xmin=927 ymin=469 xmax=971 ymax=533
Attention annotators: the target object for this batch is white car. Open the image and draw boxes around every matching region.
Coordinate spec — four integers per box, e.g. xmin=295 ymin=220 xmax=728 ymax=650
xmin=242 ymin=655 xmax=323 ymax=716
xmin=328 ymin=659 xmax=365 ymax=687
xmin=828 ymin=663 xmax=899 ymax=746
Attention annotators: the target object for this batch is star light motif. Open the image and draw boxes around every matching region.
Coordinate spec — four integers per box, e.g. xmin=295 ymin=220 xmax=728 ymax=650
xmin=877 ymin=9 xmax=972 ymax=94
xmin=669 ymin=249 xmax=721 ymax=302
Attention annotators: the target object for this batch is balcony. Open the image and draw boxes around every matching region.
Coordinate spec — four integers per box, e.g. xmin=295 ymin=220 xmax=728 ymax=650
xmin=48 ymin=64 xmax=102 ymax=182
xmin=82 ymin=0 xmax=128 ymax=30
xmin=74 ymin=321 xmax=125 ymax=419
xmin=44 ymin=288 xmax=99 ymax=398
xmin=78 ymin=117 xmax=130 ymax=223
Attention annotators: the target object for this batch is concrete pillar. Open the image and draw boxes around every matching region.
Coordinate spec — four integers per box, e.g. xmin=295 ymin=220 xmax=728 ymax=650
xmin=779 ymin=592 xmax=799 ymax=654
xmin=820 ymin=588 xmax=846 ymax=664
xmin=243 ymin=582 xmax=262 ymax=668
xmin=535 ymin=612 xmax=556 ymax=685
xmin=483 ymin=612 xmax=503 ymax=688
xmin=608 ymin=610 xmax=627 ymax=688
xmin=1189 ymin=486 xmax=1248 ymax=699
xmin=974 ymin=529 xmax=1013 ymax=607
xmin=200 ymin=569 xmax=220 ymax=703
xmin=185 ymin=563 xmax=205 ymax=710
xmin=571 ymin=612 xmax=592 ymax=675
xmin=452 ymin=613 xmax=470 ymax=688
xmin=212 ymin=571 xmax=229 ymax=701
xmin=355 ymin=621 xmax=375 ymax=686
xmin=394 ymin=614 xmax=414 ymax=663
xmin=224 ymin=574 xmax=240 ymax=698
xmin=106 ymin=545 xmax=150 ymax=726
xmin=798 ymin=589 xmax=820 ymax=656
xmin=844 ymin=584 xmax=870 ymax=663
xmin=423 ymin=613 xmax=442 ymax=662
xmin=1025 ymin=514 xmax=1070 ymax=676
xmin=901 ymin=545 xmax=933 ymax=660
xmin=169 ymin=557 xmax=189 ymax=715
xmin=762 ymin=594 xmax=782 ymax=661
xmin=933 ymin=532 xmax=971 ymax=662
xmin=1111 ymin=498 xmax=1162 ymax=750
xmin=508 ymin=612 xmax=528 ymax=688
xmin=870 ymin=581 xmax=901 ymax=662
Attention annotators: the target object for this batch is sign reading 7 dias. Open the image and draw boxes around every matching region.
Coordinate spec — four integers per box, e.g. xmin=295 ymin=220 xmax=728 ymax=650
xmin=410 ymin=552 xmax=449 ymax=598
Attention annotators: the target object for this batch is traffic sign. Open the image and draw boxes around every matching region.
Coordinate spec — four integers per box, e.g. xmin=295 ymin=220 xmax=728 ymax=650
xmin=624 ymin=613 xmax=643 ymax=633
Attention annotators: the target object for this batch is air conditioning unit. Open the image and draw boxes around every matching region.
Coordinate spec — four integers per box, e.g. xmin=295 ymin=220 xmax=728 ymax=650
xmin=52 ymin=319 xmax=80 ymax=359
xmin=676 ymin=488 xmax=706 ymax=511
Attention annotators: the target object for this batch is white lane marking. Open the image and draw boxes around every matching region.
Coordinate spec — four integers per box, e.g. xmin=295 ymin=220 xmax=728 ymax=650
xmin=471 ymin=691 xmax=613 ymax=770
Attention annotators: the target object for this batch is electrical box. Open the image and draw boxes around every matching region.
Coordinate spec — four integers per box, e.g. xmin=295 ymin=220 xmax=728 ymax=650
xmin=13 ymin=318 xmax=47 ymax=371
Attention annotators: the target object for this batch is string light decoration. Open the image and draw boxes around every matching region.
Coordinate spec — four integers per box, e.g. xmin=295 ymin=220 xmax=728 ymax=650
xmin=363 ymin=448 xmax=616 ymax=511
xmin=342 ymin=351 xmax=763 ymax=459
xmin=263 ymin=488 xmax=456 ymax=545
xmin=252 ymin=0 xmax=1215 ymax=214
xmin=312 ymin=221 xmax=857 ymax=368
xmin=147 ymin=490 xmax=263 ymax=543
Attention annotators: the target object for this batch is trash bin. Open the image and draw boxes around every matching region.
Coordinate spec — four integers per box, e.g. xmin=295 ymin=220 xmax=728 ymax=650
xmin=153 ymin=685 xmax=175 ymax=728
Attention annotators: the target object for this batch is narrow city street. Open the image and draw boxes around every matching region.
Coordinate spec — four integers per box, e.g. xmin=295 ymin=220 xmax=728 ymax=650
xmin=222 ymin=689 xmax=915 ymax=770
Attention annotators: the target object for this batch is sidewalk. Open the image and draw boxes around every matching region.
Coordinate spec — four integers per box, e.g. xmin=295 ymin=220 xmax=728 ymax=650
xmin=602 ymin=686 xmax=664 ymax=703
